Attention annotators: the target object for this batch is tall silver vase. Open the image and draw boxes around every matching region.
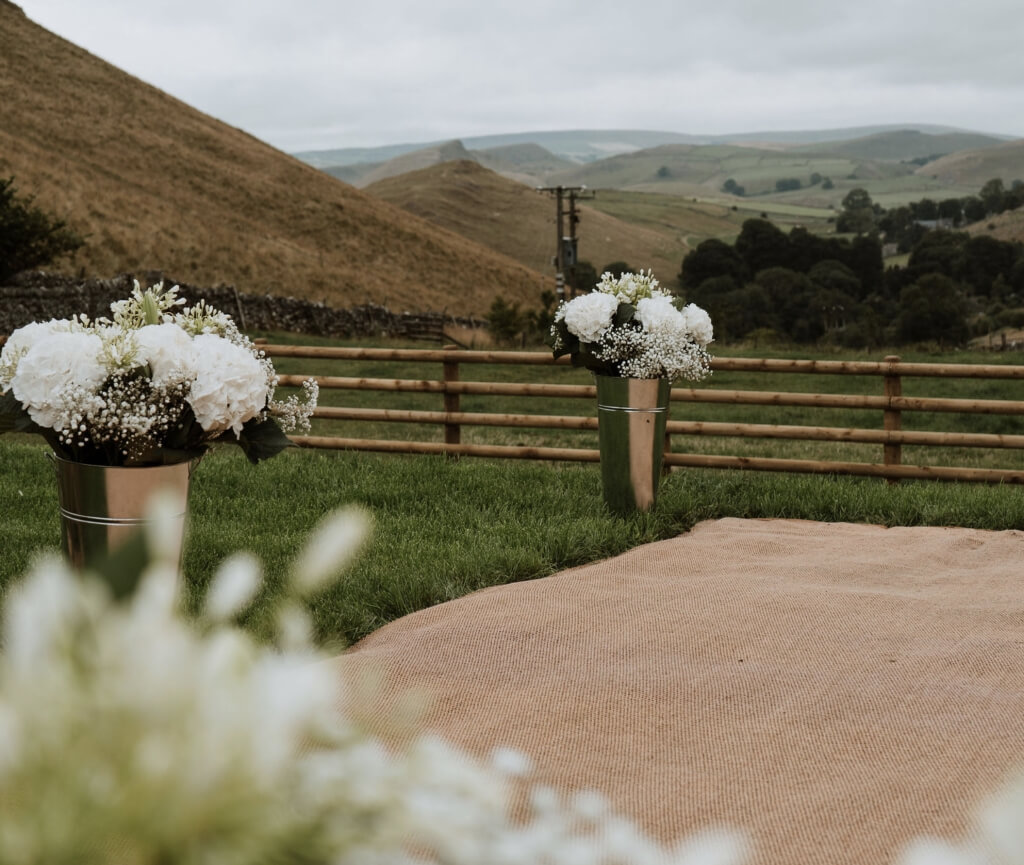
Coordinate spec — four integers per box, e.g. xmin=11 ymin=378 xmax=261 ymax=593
xmin=595 ymin=375 xmax=671 ymax=515
xmin=51 ymin=455 xmax=193 ymax=571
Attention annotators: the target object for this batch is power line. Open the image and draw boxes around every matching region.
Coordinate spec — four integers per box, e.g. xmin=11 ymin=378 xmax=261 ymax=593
xmin=537 ymin=185 xmax=594 ymax=299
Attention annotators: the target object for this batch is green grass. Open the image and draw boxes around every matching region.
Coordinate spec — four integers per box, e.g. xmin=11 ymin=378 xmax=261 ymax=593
xmin=5 ymin=427 xmax=1024 ymax=650
xmin=5 ymin=339 xmax=1022 ymax=648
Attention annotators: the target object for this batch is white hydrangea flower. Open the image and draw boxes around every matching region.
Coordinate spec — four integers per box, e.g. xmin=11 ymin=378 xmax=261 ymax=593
xmin=0 ymin=319 xmax=73 ymax=391
xmin=10 ymin=332 xmax=108 ymax=429
xmin=135 ymin=323 xmax=198 ymax=387
xmin=636 ymin=295 xmax=686 ymax=335
xmin=681 ymin=303 xmax=714 ymax=347
xmin=188 ymin=333 xmax=270 ymax=436
xmin=561 ymin=291 xmax=619 ymax=344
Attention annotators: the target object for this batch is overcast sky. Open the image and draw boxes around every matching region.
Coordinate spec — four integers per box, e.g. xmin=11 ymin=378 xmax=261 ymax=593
xmin=18 ymin=0 xmax=1024 ymax=153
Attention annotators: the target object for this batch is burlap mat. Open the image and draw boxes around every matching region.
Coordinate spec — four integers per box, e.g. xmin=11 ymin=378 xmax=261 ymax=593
xmin=335 ymin=518 xmax=1024 ymax=864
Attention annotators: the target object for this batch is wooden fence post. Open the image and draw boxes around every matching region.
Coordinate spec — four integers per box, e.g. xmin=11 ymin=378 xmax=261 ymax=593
xmin=443 ymin=345 xmax=460 ymax=453
xmin=883 ymin=355 xmax=902 ymax=484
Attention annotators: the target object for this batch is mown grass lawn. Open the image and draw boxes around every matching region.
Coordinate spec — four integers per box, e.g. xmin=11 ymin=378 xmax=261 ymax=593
xmin=5 ymin=336 xmax=1023 ymax=647
xmin=4 ymin=431 xmax=1024 ymax=649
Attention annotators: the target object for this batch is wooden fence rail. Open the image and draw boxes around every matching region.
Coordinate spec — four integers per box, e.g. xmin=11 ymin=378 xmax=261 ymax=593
xmin=266 ymin=345 xmax=1024 ymax=484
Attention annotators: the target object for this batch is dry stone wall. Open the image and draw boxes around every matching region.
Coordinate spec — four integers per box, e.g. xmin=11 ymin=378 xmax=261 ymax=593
xmin=0 ymin=272 xmax=486 ymax=341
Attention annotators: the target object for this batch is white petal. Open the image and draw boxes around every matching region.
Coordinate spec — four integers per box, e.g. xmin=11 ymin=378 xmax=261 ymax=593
xmin=205 ymin=553 xmax=262 ymax=621
xmin=291 ymin=507 xmax=371 ymax=596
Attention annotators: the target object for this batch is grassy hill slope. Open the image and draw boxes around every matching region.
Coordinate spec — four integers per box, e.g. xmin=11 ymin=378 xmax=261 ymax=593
xmin=916 ymin=139 xmax=1024 ymax=188
xmin=324 ymin=141 xmax=574 ymax=188
xmin=801 ymin=130 xmax=1006 ymax=162
xmin=544 ymin=142 xmax=912 ymax=198
xmin=365 ymin=160 xmax=687 ymax=286
xmin=0 ymin=3 xmax=547 ymax=316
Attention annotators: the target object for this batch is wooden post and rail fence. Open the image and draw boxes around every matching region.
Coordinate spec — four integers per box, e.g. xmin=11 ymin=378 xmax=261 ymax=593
xmin=267 ymin=345 xmax=1024 ymax=485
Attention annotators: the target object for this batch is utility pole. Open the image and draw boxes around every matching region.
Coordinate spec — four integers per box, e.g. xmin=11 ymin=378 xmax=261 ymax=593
xmin=538 ymin=185 xmax=594 ymax=300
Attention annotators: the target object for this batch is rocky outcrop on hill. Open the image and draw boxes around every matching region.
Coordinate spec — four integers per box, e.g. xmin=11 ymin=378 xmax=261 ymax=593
xmin=0 ymin=272 xmax=486 ymax=341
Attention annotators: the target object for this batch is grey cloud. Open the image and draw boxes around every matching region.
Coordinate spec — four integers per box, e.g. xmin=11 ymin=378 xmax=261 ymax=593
xmin=17 ymin=0 xmax=1024 ymax=149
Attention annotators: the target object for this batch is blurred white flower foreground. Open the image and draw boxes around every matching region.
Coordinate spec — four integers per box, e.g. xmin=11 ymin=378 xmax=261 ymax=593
xmin=0 ymin=501 xmax=744 ymax=865
xmin=1 ymin=498 xmax=1021 ymax=864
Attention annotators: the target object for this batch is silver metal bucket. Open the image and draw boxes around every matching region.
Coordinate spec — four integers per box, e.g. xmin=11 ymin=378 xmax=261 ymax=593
xmin=595 ymin=375 xmax=671 ymax=515
xmin=51 ymin=455 xmax=192 ymax=571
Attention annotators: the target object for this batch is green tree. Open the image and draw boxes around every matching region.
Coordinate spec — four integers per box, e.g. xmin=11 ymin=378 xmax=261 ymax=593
xmin=979 ymin=178 xmax=1007 ymax=215
xmin=809 ymin=259 xmax=861 ymax=298
xmin=836 ymin=188 xmax=876 ymax=234
xmin=821 ymin=177 xmax=834 ymax=190
xmin=721 ymin=178 xmax=745 ymax=197
xmin=906 ymin=230 xmax=968 ymax=282
xmin=679 ymin=238 xmax=747 ymax=291
xmin=896 ymin=274 xmax=969 ymax=346
xmin=938 ymin=198 xmax=963 ymax=226
xmin=690 ymin=276 xmax=771 ymax=342
xmin=958 ymin=235 xmax=1020 ymax=296
xmin=775 ymin=178 xmax=802 ymax=192
xmin=913 ymin=198 xmax=939 ymax=221
xmin=734 ymin=219 xmax=790 ymax=274
xmin=569 ymin=260 xmax=598 ymax=294
xmin=0 ymin=177 xmax=85 ymax=281
xmin=751 ymin=267 xmax=822 ymax=342
xmin=962 ymin=196 xmax=987 ymax=223
xmin=600 ymin=261 xmax=633 ymax=279
xmin=487 ymin=296 xmax=525 ymax=344
xmin=525 ymin=290 xmax=558 ymax=337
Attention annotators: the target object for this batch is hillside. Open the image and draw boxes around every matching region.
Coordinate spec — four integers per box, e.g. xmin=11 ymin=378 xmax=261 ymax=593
xmin=474 ymin=143 xmax=574 ymax=185
xmin=916 ymin=139 xmax=1024 ymax=188
xmin=293 ymin=124 xmax=1010 ymax=169
xmin=0 ymin=3 xmax=548 ymax=317
xmin=800 ymin=129 xmax=1006 ymax=162
xmin=350 ymin=140 xmax=477 ymax=187
xmin=364 ymin=160 xmax=687 ymax=285
xmin=324 ymin=141 xmax=573 ymax=188
xmin=967 ymin=205 xmax=1024 ymax=244
xmin=543 ymin=142 xmax=913 ymax=197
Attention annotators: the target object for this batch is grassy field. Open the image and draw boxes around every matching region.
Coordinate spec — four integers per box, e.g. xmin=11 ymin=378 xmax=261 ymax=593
xmin=582 ymin=189 xmax=835 ymax=247
xmin=5 ymin=340 xmax=1023 ymax=649
xmin=5 ymin=439 xmax=1024 ymax=651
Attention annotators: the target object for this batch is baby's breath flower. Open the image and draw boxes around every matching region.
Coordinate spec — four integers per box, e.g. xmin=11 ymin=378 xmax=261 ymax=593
xmin=552 ymin=270 xmax=714 ymax=382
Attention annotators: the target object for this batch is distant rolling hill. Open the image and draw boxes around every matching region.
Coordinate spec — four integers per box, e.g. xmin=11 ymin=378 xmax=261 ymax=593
xmin=474 ymin=143 xmax=576 ymax=186
xmin=295 ymin=124 xmax=1016 ymax=169
xmin=541 ymin=142 xmax=915 ymax=197
xmin=0 ymin=3 xmax=548 ymax=317
xmin=915 ymin=139 xmax=1024 ymax=188
xmin=324 ymin=141 xmax=574 ymax=188
xmin=346 ymin=140 xmax=476 ymax=187
xmin=364 ymin=160 xmax=688 ymax=286
xmin=800 ymin=129 xmax=1007 ymax=162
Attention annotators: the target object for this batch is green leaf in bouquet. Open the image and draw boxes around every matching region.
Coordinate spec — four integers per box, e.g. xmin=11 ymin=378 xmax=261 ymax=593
xmin=613 ymin=303 xmax=636 ymax=327
xmin=549 ymin=319 xmax=578 ymax=358
xmin=576 ymin=342 xmax=618 ymax=376
xmin=234 ymin=416 xmax=295 ymax=465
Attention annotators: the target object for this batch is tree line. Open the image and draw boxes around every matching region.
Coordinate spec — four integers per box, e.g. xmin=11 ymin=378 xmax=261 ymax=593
xmin=679 ymin=180 xmax=1024 ymax=347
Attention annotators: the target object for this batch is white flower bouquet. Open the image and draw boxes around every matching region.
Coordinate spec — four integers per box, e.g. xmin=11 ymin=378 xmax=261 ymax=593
xmin=0 ymin=281 xmax=317 ymax=466
xmin=550 ymin=270 xmax=714 ymax=381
